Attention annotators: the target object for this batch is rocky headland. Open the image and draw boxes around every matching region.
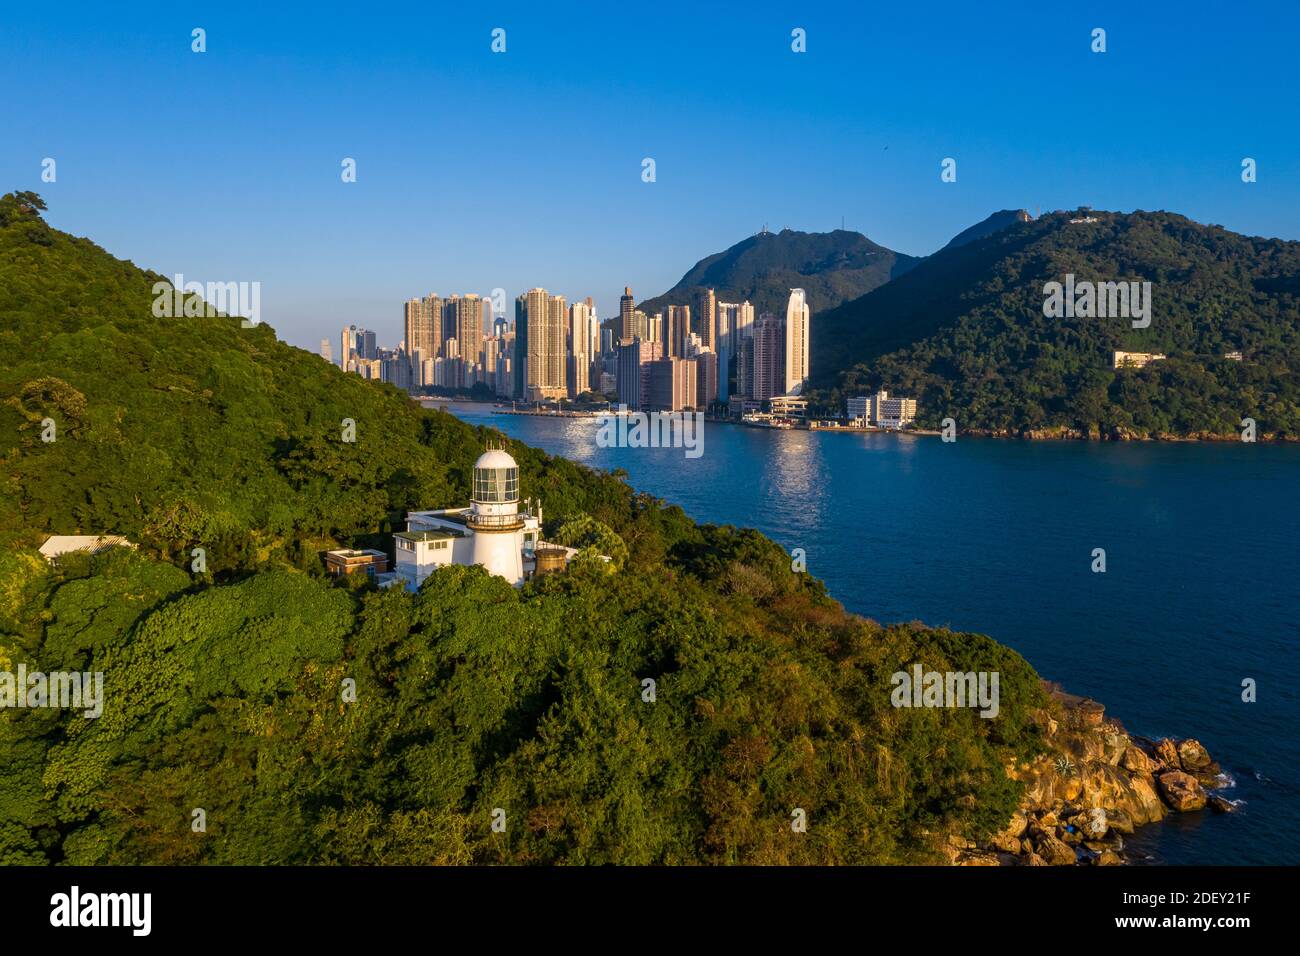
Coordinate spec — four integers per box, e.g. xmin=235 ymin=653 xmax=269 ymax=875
xmin=946 ymin=683 xmax=1234 ymax=866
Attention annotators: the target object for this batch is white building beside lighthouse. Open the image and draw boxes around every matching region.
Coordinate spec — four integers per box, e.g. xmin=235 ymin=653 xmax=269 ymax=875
xmin=394 ymin=446 xmax=574 ymax=591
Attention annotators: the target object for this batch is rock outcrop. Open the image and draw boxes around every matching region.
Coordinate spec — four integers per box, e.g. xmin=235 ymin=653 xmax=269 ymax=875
xmin=947 ymin=683 xmax=1229 ymax=866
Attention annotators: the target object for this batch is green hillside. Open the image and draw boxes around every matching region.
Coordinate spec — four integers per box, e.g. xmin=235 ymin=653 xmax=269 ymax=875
xmin=639 ymin=227 xmax=918 ymax=319
xmin=0 ymin=192 xmax=1047 ymax=865
xmin=808 ymin=209 xmax=1300 ymax=439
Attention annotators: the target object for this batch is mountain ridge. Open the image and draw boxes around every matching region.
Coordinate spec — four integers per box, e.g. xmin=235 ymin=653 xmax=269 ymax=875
xmin=638 ymin=226 xmax=919 ymax=318
xmin=805 ymin=208 xmax=1300 ymax=439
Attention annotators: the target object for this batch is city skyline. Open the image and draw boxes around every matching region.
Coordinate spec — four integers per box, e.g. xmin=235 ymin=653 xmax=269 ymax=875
xmin=4 ymin=1 xmax=1297 ymax=353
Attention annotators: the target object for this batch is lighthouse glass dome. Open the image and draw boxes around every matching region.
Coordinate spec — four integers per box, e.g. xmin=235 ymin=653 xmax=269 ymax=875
xmin=472 ymin=450 xmax=519 ymax=503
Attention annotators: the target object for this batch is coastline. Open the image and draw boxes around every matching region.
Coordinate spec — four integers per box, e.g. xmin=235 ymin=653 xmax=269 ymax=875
xmin=948 ymin=686 xmax=1234 ymax=866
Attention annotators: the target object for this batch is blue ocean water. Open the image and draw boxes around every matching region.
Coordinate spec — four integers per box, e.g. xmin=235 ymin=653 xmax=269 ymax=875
xmin=444 ymin=402 xmax=1300 ymax=865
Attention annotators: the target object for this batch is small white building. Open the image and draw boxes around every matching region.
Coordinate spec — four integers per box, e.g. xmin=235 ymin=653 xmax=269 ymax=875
xmin=846 ymin=390 xmax=918 ymax=428
xmin=394 ymin=448 xmax=576 ymax=591
xmin=38 ymin=535 xmax=135 ymax=563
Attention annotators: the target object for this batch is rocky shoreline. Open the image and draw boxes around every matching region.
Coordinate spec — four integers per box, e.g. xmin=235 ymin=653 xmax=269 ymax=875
xmin=946 ymin=683 xmax=1235 ymax=866
xmin=960 ymin=424 xmax=1293 ymax=442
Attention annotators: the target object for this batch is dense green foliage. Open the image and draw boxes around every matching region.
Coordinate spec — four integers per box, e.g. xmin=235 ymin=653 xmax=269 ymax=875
xmin=639 ymin=227 xmax=918 ymax=320
xmin=1 ymin=194 xmax=1049 ymax=864
xmin=808 ymin=210 xmax=1300 ymax=438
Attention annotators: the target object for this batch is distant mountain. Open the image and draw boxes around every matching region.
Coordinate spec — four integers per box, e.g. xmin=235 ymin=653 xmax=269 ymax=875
xmin=940 ymin=209 xmax=1032 ymax=253
xmin=638 ymin=227 xmax=919 ymax=318
xmin=806 ymin=209 xmax=1300 ymax=439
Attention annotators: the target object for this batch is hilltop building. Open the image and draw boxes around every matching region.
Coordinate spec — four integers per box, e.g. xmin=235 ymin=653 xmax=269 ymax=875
xmin=1113 ymin=351 xmax=1166 ymax=369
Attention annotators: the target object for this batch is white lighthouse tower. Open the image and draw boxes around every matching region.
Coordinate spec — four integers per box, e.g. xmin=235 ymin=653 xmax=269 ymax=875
xmin=466 ymin=447 xmax=525 ymax=583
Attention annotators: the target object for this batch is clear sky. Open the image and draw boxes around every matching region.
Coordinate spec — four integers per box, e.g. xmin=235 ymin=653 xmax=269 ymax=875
xmin=3 ymin=0 xmax=1297 ymax=352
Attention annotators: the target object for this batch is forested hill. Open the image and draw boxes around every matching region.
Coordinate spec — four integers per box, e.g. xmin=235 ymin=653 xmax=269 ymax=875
xmin=0 ymin=192 xmax=1049 ymax=865
xmin=807 ymin=209 xmax=1300 ymax=439
xmin=638 ymin=227 xmax=918 ymax=319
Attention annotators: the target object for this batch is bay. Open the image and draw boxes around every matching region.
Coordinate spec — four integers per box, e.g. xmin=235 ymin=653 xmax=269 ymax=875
xmin=441 ymin=401 xmax=1300 ymax=865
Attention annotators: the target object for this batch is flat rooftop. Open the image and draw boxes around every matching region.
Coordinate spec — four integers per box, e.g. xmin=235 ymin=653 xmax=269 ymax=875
xmin=395 ymin=529 xmax=465 ymax=542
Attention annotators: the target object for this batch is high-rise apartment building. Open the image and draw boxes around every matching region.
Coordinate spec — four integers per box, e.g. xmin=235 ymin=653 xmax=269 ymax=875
xmin=405 ymin=296 xmax=440 ymax=359
xmin=736 ymin=328 xmax=755 ymax=399
xmin=616 ymin=339 xmax=661 ymax=409
xmin=716 ymin=302 xmax=741 ymax=402
xmin=694 ymin=349 xmax=718 ymax=408
xmin=752 ymin=312 xmax=785 ymax=401
xmin=664 ymin=304 xmax=690 ymax=358
xmin=515 ymin=288 xmax=567 ymax=402
xmin=694 ymin=288 xmax=717 ymax=349
xmin=784 ymin=288 xmax=810 ymax=395
xmin=646 ymin=356 xmax=698 ymax=412
xmin=447 ymin=295 xmax=485 ymax=371
xmin=320 ymin=338 xmax=333 ymax=365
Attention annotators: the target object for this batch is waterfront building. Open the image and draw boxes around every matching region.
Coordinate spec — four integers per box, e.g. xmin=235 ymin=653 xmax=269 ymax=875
xmin=616 ymin=339 xmax=662 ymax=409
xmin=515 ymin=288 xmax=568 ymax=401
xmin=848 ymin=390 xmax=918 ymax=428
xmin=646 ymin=355 xmax=698 ymax=412
xmin=751 ymin=312 xmax=785 ymax=401
xmin=784 ymin=288 xmax=810 ymax=395
xmin=695 ymin=349 xmax=718 ymax=407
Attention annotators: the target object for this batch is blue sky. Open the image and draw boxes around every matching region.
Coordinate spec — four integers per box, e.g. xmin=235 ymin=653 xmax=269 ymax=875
xmin=3 ymin=0 xmax=1297 ymax=351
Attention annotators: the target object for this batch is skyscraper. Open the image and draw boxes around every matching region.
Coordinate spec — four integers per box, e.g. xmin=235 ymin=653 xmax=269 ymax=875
xmin=664 ymin=304 xmax=690 ymax=358
xmin=752 ymin=312 xmax=785 ymax=401
xmin=447 ymin=294 xmax=485 ymax=372
xmin=616 ymin=339 xmax=661 ymax=409
xmin=320 ymin=338 xmax=333 ymax=365
xmin=694 ymin=288 xmax=717 ymax=349
xmin=569 ymin=300 xmax=600 ymax=400
xmin=716 ymin=302 xmax=740 ymax=402
xmin=646 ymin=356 xmax=698 ymax=412
xmin=784 ymin=288 xmax=810 ymax=395
xmin=695 ymin=349 xmax=718 ymax=408
xmin=515 ymin=288 xmax=567 ymax=402
xmin=618 ymin=287 xmax=636 ymax=343
xmin=340 ymin=324 xmax=359 ymax=372
xmin=405 ymin=296 xmax=439 ymax=359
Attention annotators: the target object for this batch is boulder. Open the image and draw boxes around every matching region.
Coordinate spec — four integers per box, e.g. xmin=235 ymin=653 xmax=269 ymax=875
xmin=1126 ymin=774 xmax=1167 ymax=825
xmin=1074 ymin=807 xmax=1108 ymax=838
xmin=1106 ymin=808 xmax=1136 ymax=834
xmin=990 ymin=831 xmax=1022 ymax=854
xmin=1155 ymin=738 xmax=1180 ymax=770
xmin=1208 ymin=795 xmax=1237 ymax=814
xmin=1121 ymin=746 xmax=1153 ymax=774
xmin=1177 ymin=739 xmax=1215 ymax=773
xmin=1157 ymin=771 xmax=1207 ymax=812
xmin=1022 ymin=852 xmax=1048 ymax=866
xmin=1096 ymin=850 xmax=1123 ymax=866
xmin=1036 ymin=834 xmax=1078 ymax=866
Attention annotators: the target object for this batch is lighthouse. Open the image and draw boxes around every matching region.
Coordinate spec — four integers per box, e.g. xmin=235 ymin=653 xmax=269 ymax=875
xmin=396 ymin=446 xmax=584 ymax=590
xmin=466 ymin=447 xmax=526 ymax=583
